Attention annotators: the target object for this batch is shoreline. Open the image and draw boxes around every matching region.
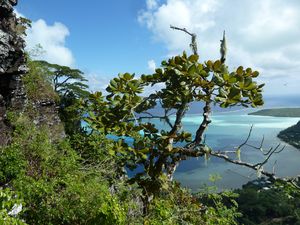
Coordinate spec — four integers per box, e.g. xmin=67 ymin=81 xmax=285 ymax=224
xmin=248 ymin=108 xmax=300 ymax=118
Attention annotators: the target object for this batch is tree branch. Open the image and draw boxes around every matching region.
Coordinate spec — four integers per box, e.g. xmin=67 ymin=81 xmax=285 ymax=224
xmin=193 ymin=97 xmax=212 ymax=145
xmin=170 ymin=25 xmax=198 ymax=55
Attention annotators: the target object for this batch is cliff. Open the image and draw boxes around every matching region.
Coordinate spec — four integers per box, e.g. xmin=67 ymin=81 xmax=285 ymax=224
xmin=0 ymin=0 xmax=27 ymax=145
xmin=0 ymin=0 xmax=64 ymax=145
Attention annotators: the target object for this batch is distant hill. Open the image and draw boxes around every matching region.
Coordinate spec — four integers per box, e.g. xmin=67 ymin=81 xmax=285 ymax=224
xmin=249 ymin=108 xmax=300 ymax=117
xmin=278 ymin=121 xmax=300 ymax=149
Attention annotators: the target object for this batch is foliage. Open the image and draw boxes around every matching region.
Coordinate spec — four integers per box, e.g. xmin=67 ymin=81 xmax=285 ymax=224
xmin=35 ymin=60 xmax=90 ymax=136
xmin=0 ymin=113 xmax=131 ymax=224
xmin=3 ymin=6 xmax=297 ymax=224
xmin=16 ymin=16 xmax=31 ymax=37
xmin=59 ymin=91 xmax=86 ymax=135
xmin=144 ymin=184 xmax=204 ymax=224
xmin=1 ymin=74 xmax=244 ymax=224
xmin=23 ymin=56 xmax=89 ymax=135
xmin=5 ymin=14 xmax=289 ymax=223
xmin=141 ymin=181 xmax=241 ymax=225
xmin=236 ymin=182 xmax=300 ymax=225
xmin=0 ymin=188 xmax=27 ymax=225
xmin=278 ymin=120 xmax=300 ymax=149
xmin=82 ymin=52 xmax=264 ymax=207
xmin=31 ymin=60 xmax=89 ymax=98
xmin=23 ymin=58 xmax=59 ymax=102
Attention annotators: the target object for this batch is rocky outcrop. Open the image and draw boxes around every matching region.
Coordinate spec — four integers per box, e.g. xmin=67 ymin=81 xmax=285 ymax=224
xmin=1 ymin=0 xmax=66 ymax=144
xmin=278 ymin=121 xmax=300 ymax=149
xmin=31 ymin=99 xmax=66 ymax=140
xmin=0 ymin=0 xmax=27 ymax=145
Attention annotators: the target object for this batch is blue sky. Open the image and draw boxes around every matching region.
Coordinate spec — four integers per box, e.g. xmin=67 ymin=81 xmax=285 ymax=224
xmin=16 ymin=0 xmax=300 ymax=97
xmin=17 ymin=1 xmax=166 ymax=82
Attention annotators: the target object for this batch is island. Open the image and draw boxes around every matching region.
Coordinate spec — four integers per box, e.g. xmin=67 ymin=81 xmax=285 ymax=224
xmin=249 ymin=108 xmax=300 ymax=117
xmin=278 ymin=121 xmax=300 ymax=149
xmin=249 ymin=108 xmax=300 ymax=149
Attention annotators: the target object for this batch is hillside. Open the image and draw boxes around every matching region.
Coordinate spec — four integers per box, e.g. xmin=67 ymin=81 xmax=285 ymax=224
xmin=278 ymin=121 xmax=300 ymax=149
xmin=1 ymin=1 xmax=300 ymax=224
xmin=249 ymin=108 xmax=300 ymax=117
xmin=250 ymin=108 xmax=300 ymax=149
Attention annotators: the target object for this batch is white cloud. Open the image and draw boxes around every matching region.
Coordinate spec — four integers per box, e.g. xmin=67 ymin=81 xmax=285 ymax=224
xmin=138 ymin=0 xmax=300 ymax=96
xmin=25 ymin=19 xmax=74 ymax=67
xmin=15 ymin=10 xmax=74 ymax=67
xmin=84 ymin=72 xmax=111 ymax=93
xmin=147 ymin=59 xmax=156 ymax=72
xmin=146 ymin=0 xmax=159 ymax=10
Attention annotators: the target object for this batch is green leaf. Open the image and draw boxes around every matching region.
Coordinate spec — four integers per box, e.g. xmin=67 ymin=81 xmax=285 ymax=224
xmin=228 ymin=76 xmax=237 ymax=83
xmin=123 ymin=73 xmax=132 ymax=80
xmin=228 ymin=86 xmax=240 ymax=99
xmin=188 ymin=64 xmax=197 ymax=75
xmin=215 ymin=96 xmax=227 ymax=103
xmin=213 ymin=60 xmax=222 ymax=71
xmin=244 ymin=82 xmax=257 ymax=90
xmin=252 ymin=71 xmax=259 ymax=77
xmin=246 ymin=68 xmax=252 ymax=75
xmin=188 ymin=54 xmax=199 ymax=62
xmin=219 ymin=88 xmax=228 ymax=97
xmin=220 ymin=102 xmax=229 ymax=108
xmin=223 ymin=73 xmax=229 ymax=81
xmin=197 ymin=64 xmax=203 ymax=71
xmin=236 ymin=66 xmax=244 ymax=76
xmin=206 ymin=60 xmax=213 ymax=70
xmin=175 ymin=56 xmax=181 ymax=64
xmin=212 ymin=74 xmax=224 ymax=85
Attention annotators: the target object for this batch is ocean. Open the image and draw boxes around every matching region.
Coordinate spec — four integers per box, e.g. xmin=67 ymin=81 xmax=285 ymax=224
xmin=83 ymin=109 xmax=300 ymax=191
xmin=170 ymin=111 xmax=300 ymax=191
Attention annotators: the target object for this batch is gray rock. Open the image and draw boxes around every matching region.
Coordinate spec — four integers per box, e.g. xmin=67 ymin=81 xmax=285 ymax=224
xmin=0 ymin=0 xmax=65 ymax=144
xmin=0 ymin=0 xmax=26 ymax=146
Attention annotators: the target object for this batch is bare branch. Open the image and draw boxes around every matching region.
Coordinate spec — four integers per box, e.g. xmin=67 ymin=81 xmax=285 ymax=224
xmin=253 ymin=145 xmax=285 ymax=168
xmin=170 ymin=25 xmax=198 ymax=55
xmin=209 ymin=151 xmax=277 ymax=180
xmin=170 ymin=25 xmax=194 ymax=36
xmin=220 ymin=30 xmax=227 ymax=63
xmin=205 ymin=128 xmax=287 ymax=183
xmin=237 ymin=125 xmax=253 ymax=149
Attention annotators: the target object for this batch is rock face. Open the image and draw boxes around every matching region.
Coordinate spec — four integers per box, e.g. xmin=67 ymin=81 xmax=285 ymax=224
xmin=0 ymin=0 xmax=27 ymax=145
xmin=1 ymin=0 xmax=65 ymax=144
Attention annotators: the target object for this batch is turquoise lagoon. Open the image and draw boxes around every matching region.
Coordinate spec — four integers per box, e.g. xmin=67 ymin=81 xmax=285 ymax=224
xmin=169 ymin=111 xmax=300 ymax=191
xmin=83 ymin=110 xmax=300 ymax=190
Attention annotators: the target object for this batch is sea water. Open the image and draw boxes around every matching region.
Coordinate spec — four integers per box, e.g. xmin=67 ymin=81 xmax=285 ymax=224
xmin=82 ymin=110 xmax=300 ymax=191
xmin=171 ymin=111 xmax=300 ymax=191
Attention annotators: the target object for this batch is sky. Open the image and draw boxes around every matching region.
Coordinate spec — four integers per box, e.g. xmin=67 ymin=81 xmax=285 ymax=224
xmin=16 ymin=0 xmax=300 ymax=98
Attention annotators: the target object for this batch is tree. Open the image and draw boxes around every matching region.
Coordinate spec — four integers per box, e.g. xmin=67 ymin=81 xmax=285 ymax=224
xmin=28 ymin=60 xmax=90 ymax=135
xmin=31 ymin=60 xmax=89 ymax=98
xmin=81 ymin=29 xmax=268 ymax=213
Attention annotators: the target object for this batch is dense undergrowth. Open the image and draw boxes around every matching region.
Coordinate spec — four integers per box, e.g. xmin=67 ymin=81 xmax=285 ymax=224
xmin=0 ymin=58 xmax=242 ymax=224
xmin=1 ymin=54 xmax=300 ymax=224
xmin=0 ymin=105 xmax=240 ymax=223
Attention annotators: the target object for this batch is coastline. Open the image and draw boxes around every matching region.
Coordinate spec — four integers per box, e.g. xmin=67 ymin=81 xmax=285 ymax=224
xmin=248 ymin=108 xmax=300 ymax=117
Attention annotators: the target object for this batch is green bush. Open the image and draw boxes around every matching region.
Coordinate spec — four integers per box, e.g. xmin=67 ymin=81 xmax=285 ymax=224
xmin=0 ymin=188 xmax=27 ymax=225
xmin=0 ymin=115 xmax=132 ymax=224
xmin=236 ymin=183 xmax=300 ymax=224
